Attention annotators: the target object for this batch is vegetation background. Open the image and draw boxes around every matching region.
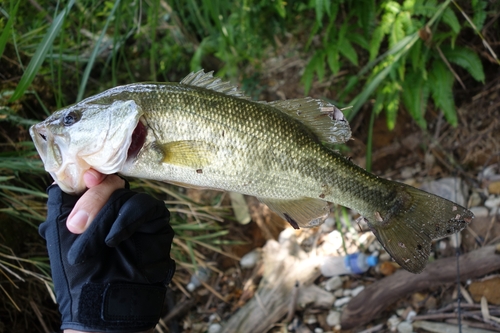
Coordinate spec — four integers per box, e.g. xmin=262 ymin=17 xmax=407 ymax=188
xmin=0 ymin=0 xmax=498 ymax=332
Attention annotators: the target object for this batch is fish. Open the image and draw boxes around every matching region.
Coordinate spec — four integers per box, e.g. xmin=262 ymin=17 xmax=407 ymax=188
xmin=30 ymin=70 xmax=473 ymax=273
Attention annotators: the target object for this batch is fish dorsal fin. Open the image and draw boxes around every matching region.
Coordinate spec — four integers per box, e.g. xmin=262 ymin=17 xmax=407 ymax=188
xmin=181 ymin=70 xmax=251 ymax=100
xmin=258 ymin=197 xmax=333 ymax=229
xmin=267 ymin=98 xmax=352 ymax=144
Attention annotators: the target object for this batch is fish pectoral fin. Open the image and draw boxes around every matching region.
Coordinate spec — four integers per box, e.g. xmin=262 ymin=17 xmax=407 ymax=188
xmin=267 ymin=98 xmax=352 ymax=144
xmin=367 ymin=182 xmax=474 ymax=274
xmin=161 ymin=140 xmax=214 ymax=168
xmin=258 ymin=197 xmax=333 ymax=229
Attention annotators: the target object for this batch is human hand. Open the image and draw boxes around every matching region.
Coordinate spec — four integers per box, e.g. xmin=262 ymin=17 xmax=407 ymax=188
xmin=40 ymin=175 xmax=176 ymax=332
xmin=66 ymin=170 xmax=125 ymax=233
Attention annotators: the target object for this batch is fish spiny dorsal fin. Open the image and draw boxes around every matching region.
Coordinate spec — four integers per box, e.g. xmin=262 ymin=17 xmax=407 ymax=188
xmin=180 ymin=70 xmax=251 ymax=100
xmin=268 ymin=98 xmax=352 ymax=144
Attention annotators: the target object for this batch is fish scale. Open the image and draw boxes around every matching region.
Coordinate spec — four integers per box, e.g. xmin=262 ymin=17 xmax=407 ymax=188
xmin=30 ymin=70 xmax=473 ymax=273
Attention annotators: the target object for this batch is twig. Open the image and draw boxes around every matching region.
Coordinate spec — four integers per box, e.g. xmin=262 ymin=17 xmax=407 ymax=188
xmin=29 ymin=299 xmax=50 ymax=333
xmin=436 ymin=45 xmax=466 ymax=90
xmin=357 ymin=323 xmax=385 ymax=333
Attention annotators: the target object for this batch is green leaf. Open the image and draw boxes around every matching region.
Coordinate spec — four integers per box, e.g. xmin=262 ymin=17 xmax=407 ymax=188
xmin=390 ymin=12 xmax=406 ymax=47
xmin=0 ymin=0 xmax=20 ymax=59
xmin=347 ymin=31 xmax=369 ymax=51
xmin=369 ymin=26 xmax=385 ymax=61
xmin=338 ymin=38 xmax=358 ymax=66
xmin=402 ymin=70 xmax=429 ymax=128
xmin=356 ymin=0 xmax=375 ymax=35
xmin=442 ymin=7 xmax=460 ymax=34
xmin=315 ymin=0 xmax=324 ymax=26
xmin=385 ymin=83 xmax=400 ymax=130
xmin=472 ymin=0 xmax=487 ymax=31
xmin=429 ymin=60 xmax=457 ymax=126
xmin=441 ymin=45 xmax=485 ymax=83
xmin=9 ymin=0 xmax=76 ymax=102
xmin=327 ymin=43 xmax=339 ymax=74
xmin=301 ymin=52 xmax=321 ymax=94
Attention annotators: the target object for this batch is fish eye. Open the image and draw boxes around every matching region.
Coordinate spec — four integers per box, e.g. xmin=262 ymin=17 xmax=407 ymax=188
xmin=62 ymin=111 xmax=79 ymax=126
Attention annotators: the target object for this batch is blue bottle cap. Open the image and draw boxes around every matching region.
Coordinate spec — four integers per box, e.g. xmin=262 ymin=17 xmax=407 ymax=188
xmin=366 ymin=255 xmax=378 ymax=267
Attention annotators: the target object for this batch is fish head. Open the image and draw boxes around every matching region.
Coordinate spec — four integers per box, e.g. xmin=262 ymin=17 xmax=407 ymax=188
xmin=30 ymin=99 xmax=143 ymax=194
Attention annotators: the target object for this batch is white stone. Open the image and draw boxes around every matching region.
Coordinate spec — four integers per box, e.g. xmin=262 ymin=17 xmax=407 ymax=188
xmin=406 ymin=310 xmax=417 ymax=322
xmin=208 ymin=323 xmax=222 ymax=333
xmin=387 ymin=315 xmax=401 ymax=332
xmin=314 ymin=328 xmax=324 ymax=333
xmin=334 ymin=296 xmax=351 ymax=307
xmin=470 ymin=206 xmax=489 ymax=217
xmin=334 ymin=289 xmax=344 ymax=297
xmin=343 ymin=289 xmax=352 ymax=297
xmin=240 ymin=249 xmax=261 ymax=269
xmin=485 ymin=195 xmax=500 ymax=209
xmin=351 ymin=285 xmax=365 ymax=297
xmin=326 ymin=311 xmax=341 ymax=327
xmin=397 ymin=321 xmax=413 ymax=333
xmin=325 ymin=276 xmax=343 ymax=291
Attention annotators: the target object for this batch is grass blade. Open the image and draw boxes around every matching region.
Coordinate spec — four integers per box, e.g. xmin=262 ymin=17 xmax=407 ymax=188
xmin=76 ymin=0 xmax=121 ymax=102
xmin=0 ymin=0 xmax=20 ymax=58
xmin=8 ymin=0 xmax=75 ymax=102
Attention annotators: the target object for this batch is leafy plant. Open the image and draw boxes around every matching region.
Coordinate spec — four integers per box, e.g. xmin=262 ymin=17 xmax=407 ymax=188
xmin=302 ymin=0 xmax=487 ymax=130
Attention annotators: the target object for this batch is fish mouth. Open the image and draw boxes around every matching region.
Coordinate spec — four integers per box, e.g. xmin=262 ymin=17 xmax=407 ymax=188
xmin=127 ymin=117 xmax=147 ymax=161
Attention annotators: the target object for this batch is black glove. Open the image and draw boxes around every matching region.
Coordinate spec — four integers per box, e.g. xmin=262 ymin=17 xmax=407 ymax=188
xmin=40 ymin=183 xmax=176 ymax=332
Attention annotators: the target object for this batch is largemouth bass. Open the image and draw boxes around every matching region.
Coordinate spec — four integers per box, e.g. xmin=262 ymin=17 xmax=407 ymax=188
xmin=30 ymin=70 xmax=473 ymax=273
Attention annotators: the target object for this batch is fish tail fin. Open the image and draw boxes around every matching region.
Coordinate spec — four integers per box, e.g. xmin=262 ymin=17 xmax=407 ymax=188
xmin=367 ymin=182 xmax=474 ymax=273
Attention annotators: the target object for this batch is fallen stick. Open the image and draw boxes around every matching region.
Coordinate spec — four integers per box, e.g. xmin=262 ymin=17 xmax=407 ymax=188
xmin=341 ymin=244 xmax=500 ymax=329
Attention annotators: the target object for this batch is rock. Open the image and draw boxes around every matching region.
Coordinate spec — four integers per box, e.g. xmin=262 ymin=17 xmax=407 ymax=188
xmin=489 ymin=181 xmax=500 ymax=195
xmin=208 ymin=323 xmax=222 ymax=333
xmin=351 ymin=285 xmax=365 ymax=297
xmin=420 ymin=177 xmax=468 ymax=206
xmin=469 ymin=206 xmax=489 ymax=218
xmin=240 ymin=249 xmax=261 ymax=269
xmin=387 ymin=315 xmax=401 ymax=332
xmin=397 ymin=321 xmax=413 ymax=333
xmin=304 ymin=314 xmax=317 ymax=325
xmin=334 ymin=297 xmax=351 ymax=307
xmin=324 ymin=276 xmax=343 ymax=291
xmin=334 ymin=289 xmax=344 ymax=297
xmin=314 ymin=328 xmax=324 ymax=333
xmin=326 ymin=311 xmax=341 ymax=327
xmin=485 ymin=195 xmax=500 ymax=209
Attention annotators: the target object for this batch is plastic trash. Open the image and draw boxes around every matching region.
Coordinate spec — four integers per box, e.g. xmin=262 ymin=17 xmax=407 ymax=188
xmin=320 ymin=252 xmax=378 ymax=277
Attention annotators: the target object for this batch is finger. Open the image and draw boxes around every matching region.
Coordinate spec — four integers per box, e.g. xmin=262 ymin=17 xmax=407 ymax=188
xmin=83 ymin=169 xmax=107 ymax=188
xmin=67 ymin=189 xmax=134 ymax=265
xmin=105 ymin=193 xmax=170 ymax=246
xmin=66 ymin=174 xmax=125 ymax=234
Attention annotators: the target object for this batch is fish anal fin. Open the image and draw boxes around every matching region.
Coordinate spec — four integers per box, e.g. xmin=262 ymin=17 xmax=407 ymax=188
xmin=367 ymin=182 xmax=474 ymax=273
xmin=161 ymin=140 xmax=213 ymax=169
xmin=268 ymin=98 xmax=351 ymax=144
xmin=180 ymin=70 xmax=251 ymax=100
xmin=258 ymin=197 xmax=333 ymax=229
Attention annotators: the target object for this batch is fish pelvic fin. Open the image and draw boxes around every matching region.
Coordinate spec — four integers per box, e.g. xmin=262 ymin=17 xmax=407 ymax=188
xmin=258 ymin=197 xmax=333 ymax=229
xmin=161 ymin=140 xmax=214 ymax=169
xmin=267 ymin=98 xmax=352 ymax=144
xmin=367 ymin=182 xmax=474 ymax=274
